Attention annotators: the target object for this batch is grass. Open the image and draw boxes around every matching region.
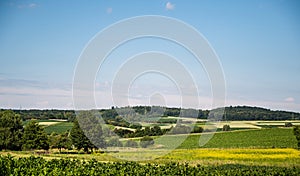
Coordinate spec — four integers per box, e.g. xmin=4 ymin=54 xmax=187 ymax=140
xmin=158 ymin=148 xmax=300 ymax=167
xmin=154 ymin=128 xmax=297 ymax=149
xmin=22 ymin=119 xmax=59 ymax=125
xmin=4 ymin=120 xmax=299 ymax=168
xmin=44 ymin=122 xmax=73 ymax=134
xmin=1 ymin=148 xmax=299 ymax=167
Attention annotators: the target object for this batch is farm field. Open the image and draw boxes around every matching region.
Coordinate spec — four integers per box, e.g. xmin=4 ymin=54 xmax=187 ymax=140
xmin=6 ymin=117 xmax=299 ymax=174
xmin=177 ymin=128 xmax=297 ymax=149
xmin=25 ymin=118 xmax=300 ymax=135
xmin=44 ymin=122 xmax=73 ymax=134
xmin=1 ymin=154 xmax=299 ymax=176
xmin=1 ymin=128 xmax=299 ymax=167
xmin=1 ymin=148 xmax=300 ymax=167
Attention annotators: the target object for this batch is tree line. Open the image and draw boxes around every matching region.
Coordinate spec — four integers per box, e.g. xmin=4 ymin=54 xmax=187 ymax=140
xmin=0 ymin=110 xmax=155 ymax=153
xmin=2 ymin=105 xmax=299 ymax=121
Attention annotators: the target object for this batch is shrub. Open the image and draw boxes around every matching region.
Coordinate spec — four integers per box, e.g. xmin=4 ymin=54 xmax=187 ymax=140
xmin=124 ymin=140 xmax=138 ymax=148
xmin=140 ymin=136 xmax=154 ymax=148
xmin=293 ymin=126 xmax=300 ymax=149
xmin=222 ymin=124 xmax=231 ymax=131
xmin=285 ymin=122 xmax=293 ymax=127
xmin=107 ymin=137 xmax=123 ymax=147
xmin=192 ymin=126 xmax=203 ymax=133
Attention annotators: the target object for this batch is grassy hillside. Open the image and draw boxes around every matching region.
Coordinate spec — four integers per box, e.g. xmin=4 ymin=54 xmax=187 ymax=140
xmin=44 ymin=122 xmax=73 ymax=134
xmin=156 ymin=128 xmax=297 ymax=149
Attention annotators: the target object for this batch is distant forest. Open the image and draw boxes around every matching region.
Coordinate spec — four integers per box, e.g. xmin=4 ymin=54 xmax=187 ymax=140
xmin=1 ymin=106 xmax=299 ymax=121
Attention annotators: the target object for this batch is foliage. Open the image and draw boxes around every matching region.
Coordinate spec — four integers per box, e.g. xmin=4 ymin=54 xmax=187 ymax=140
xmin=293 ymin=126 xmax=300 ymax=149
xmin=107 ymin=137 xmax=123 ymax=147
xmin=2 ymin=105 xmax=299 ymax=124
xmin=285 ymin=122 xmax=293 ymax=127
xmin=170 ymin=124 xmax=191 ymax=134
xmin=22 ymin=121 xmax=49 ymax=150
xmin=0 ymin=155 xmax=299 ymax=176
xmin=49 ymin=132 xmax=71 ymax=152
xmin=114 ymin=125 xmax=167 ymax=138
xmin=140 ymin=136 xmax=154 ymax=148
xmin=0 ymin=110 xmax=23 ymax=151
xmin=223 ymin=124 xmax=231 ymax=131
xmin=7 ymin=109 xmax=76 ymax=121
xmin=192 ymin=126 xmax=203 ymax=133
xmin=70 ymin=120 xmax=96 ymax=153
xmin=124 ymin=140 xmax=138 ymax=148
xmin=223 ymin=106 xmax=300 ymax=120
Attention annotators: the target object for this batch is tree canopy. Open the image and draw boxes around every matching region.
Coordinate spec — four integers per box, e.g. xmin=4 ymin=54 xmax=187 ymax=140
xmin=0 ymin=110 xmax=23 ymax=150
xmin=22 ymin=121 xmax=49 ymax=150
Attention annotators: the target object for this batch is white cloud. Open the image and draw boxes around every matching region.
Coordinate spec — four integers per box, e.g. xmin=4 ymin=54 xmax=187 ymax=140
xmin=166 ymin=2 xmax=175 ymax=10
xmin=284 ymin=97 xmax=295 ymax=102
xmin=106 ymin=7 xmax=113 ymax=14
xmin=18 ymin=3 xmax=38 ymax=9
xmin=28 ymin=3 xmax=37 ymax=8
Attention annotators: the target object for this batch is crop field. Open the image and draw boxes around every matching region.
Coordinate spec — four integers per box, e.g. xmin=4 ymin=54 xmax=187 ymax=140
xmin=1 ymin=127 xmax=299 ymax=167
xmin=1 ymin=155 xmax=299 ymax=176
xmin=7 ymin=118 xmax=299 ymax=175
xmin=1 ymin=148 xmax=299 ymax=168
xmin=44 ymin=122 xmax=73 ymax=134
xmin=152 ymin=128 xmax=297 ymax=149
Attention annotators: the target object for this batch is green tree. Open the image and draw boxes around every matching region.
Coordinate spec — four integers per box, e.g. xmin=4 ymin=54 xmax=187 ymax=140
xmin=140 ymin=136 xmax=154 ymax=148
xmin=49 ymin=132 xmax=71 ymax=153
xmin=151 ymin=125 xmax=163 ymax=136
xmin=125 ymin=140 xmax=138 ymax=148
xmin=22 ymin=121 xmax=49 ymax=150
xmin=293 ymin=126 xmax=300 ymax=149
xmin=222 ymin=124 xmax=231 ymax=131
xmin=107 ymin=137 xmax=123 ymax=147
xmin=192 ymin=126 xmax=203 ymax=133
xmin=72 ymin=111 xmax=107 ymax=151
xmin=0 ymin=110 xmax=23 ymax=151
xmin=285 ymin=122 xmax=293 ymax=127
xmin=70 ymin=120 xmax=95 ymax=153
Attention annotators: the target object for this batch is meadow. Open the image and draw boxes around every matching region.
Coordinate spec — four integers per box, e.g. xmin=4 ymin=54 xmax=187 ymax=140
xmin=1 ymin=155 xmax=299 ymax=176
xmin=1 ymin=127 xmax=299 ymax=167
xmin=2 ymin=117 xmax=299 ymax=175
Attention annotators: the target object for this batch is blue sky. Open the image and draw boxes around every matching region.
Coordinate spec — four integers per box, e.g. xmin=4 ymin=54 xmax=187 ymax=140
xmin=0 ymin=0 xmax=299 ymax=112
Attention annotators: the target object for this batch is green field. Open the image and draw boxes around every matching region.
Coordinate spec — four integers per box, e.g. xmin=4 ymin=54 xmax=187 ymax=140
xmin=1 ymin=155 xmax=299 ymax=176
xmin=7 ymin=118 xmax=298 ymax=174
xmin=44 ymin=122 xmax=73 ymax=134
xmin=23 ymin=119 xmax=73 ymax=134
xmin=151 ymin=128 xmax=297 ymax=149
xmin=180 ymin=128 xmax=297 ymax=149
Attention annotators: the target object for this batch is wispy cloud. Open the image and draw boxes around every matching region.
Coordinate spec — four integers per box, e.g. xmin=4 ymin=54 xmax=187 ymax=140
xmin=0 ymin=78 xmax=72 ymax=109
xmin=284 ymin=97 xmax=295 ymax=103
xmin=106 ymin=7 xmax=113 ymax=14
xmin=166 ymin=2 xmax=175 ymax=10
xmin=17 ymin=3 xmax=38 ymax=9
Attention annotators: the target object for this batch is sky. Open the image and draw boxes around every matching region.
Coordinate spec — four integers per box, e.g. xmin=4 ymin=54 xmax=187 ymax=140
xmin=0 ymin=0 xmax=300 ymax=112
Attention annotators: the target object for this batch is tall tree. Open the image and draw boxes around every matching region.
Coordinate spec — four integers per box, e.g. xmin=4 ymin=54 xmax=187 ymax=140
xmin=70 ymin=119 xmax=96 ymax=153
xmin=293 ymin=126 xmax=300 ymax=149
xmin=49 ymin=132 xmax=71 ymax=153
xmin=0 ymin=110 xmax=23 ymax=151
xmin=22 ymin=121 xmax=49 ymax=150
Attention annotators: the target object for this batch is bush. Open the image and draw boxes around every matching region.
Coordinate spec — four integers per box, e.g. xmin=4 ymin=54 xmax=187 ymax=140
xmin=192 ymin=126 xmax=203 ymax=133
xmin=222 ymin=124 xmax=231 ymax=131
xmin=293 ymin=126 xmax=300 ymax=149
xmin=170 ymin=125 xmax=191 ymax=134
xmin=140 ymin=136 xmax=154 ymax=148
xmin=107 ymin=137 xmax=123 ymax=147
xmin=285 ymin=122 xmax=293 ymax=127
xmin=124 ymin=140 xmax=138 ymax=148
